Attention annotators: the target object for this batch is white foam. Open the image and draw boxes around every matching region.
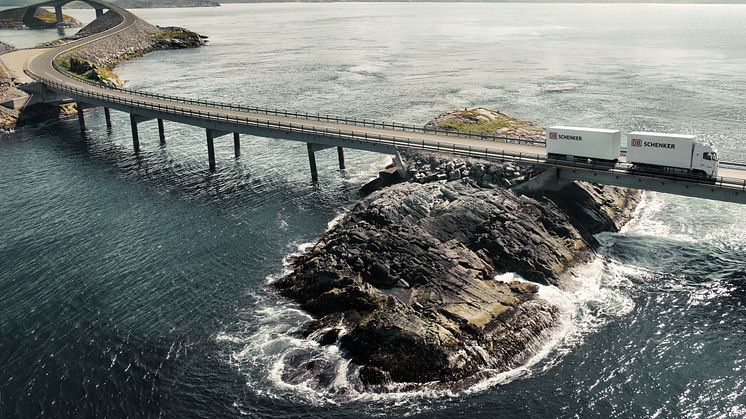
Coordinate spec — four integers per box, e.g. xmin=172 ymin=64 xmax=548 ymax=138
xmin=216 ymin=183 xmax=675 ymax=410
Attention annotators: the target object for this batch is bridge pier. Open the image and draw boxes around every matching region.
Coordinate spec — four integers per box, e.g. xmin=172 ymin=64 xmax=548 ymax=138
xmin=511 ymin=167 xmax=572 ymax=195
xmin=158 ymin=118 xmax=165 ymax=144
xmin=337 ymin=146 xmax=345 ymax=170
xmin=233 ymin=133 xmax=241 ymax=158
xmin=76 ymin=102 xmax=86 ymax=133
xmin=130 ymin=114 xmax=140 ymax=153
xmin=104 ymin=107 xmax=112 ymax=130
xmin=205 ymin=129 xmax=231 ymax=171
xmin=206 ymin=130 xmax=216 ymax=171
xmin=307 ymin=143 xmax=318 ymax=182
xmin=55 ymin=6 xmax=63 ymax=24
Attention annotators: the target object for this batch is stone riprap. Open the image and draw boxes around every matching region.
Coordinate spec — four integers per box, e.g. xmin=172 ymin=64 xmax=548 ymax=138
xmin=0 ymin=42 xmax=16 ymax=55
xmin=275 ymin=119 xmax=640 ymax=386
xmin=53 ymin=11 xmax=206 ymax=86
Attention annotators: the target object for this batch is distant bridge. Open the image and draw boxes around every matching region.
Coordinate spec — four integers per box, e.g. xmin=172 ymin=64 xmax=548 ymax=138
xmin=16 ymin=0 xmax=746 ymax=204
xmin=30 ymin=0 xmax=109 ymax=25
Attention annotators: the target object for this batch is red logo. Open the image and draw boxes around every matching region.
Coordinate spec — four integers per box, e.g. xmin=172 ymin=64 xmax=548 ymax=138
xmin=549 ymin=132 xmax=557 ymax=140
xmin=631 ymin=138 xmax=642 ymax=147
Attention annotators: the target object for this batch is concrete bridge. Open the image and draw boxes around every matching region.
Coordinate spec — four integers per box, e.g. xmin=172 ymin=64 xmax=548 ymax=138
xmin=14 ymin=0 xmax=746 ymax=204
xmin=31 ymin=0 xmax=108 ymax=26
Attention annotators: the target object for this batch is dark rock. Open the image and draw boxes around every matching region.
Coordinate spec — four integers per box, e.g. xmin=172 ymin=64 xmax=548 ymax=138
xmin=277 ymin=151 xmax=640 ymax=385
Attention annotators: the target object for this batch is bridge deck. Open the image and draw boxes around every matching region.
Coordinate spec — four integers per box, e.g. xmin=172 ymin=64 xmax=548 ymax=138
xmin=14 ymin=0 xmax=746 ymax=203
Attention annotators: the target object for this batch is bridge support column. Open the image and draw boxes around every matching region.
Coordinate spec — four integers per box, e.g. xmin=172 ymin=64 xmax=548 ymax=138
xmin=233 ymin=133 xmax=240 ymax=158
xmin=76 ymin=102 xmax=85 ymax=133
xmin=307 ymin=143 xmax=318 ymax=182
xmin=104 ymin=107 xmax=112 ymax=130
xmin=337 ymin=146 xmax=345 ymax=170
xmin=511 ymin=167 xmax=572 ymax=195
xmin=206 ymin=129 xmax=216 ymax=171
xmin=158 ymin=119 xmax=165 ymax=144
xmin=95 ymin=8 xmax=105 ymax=18
xmin=55 ymin=6 xmax=63 ymax=24
xmin=130 ymin=114 xmax=140 ymax=153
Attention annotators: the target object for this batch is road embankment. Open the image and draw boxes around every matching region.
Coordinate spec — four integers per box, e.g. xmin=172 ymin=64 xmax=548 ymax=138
xmin=274 ymin=109 xmax=640 ymax=386
xmin=52 ymin=10 xmax=206 ymax=87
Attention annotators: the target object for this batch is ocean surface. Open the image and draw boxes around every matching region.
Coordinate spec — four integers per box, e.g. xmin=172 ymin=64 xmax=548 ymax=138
xmin=1 ymin=3 xmax=744 ymax=417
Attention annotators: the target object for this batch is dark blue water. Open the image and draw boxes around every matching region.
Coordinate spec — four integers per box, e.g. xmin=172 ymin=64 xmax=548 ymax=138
xmin=1 ymin=4 xmax=744 ymax=417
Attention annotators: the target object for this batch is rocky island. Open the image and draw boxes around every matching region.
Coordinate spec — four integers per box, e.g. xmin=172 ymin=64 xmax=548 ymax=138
xmin=275 ymin=109 xmax=640 ymax=386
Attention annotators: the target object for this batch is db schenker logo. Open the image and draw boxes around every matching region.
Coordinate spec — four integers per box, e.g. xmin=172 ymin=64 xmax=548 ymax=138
xmin=549 ymin=132 xmax=557 ymax=140
xmin=631 ymin=139 xmax=643 ymax=147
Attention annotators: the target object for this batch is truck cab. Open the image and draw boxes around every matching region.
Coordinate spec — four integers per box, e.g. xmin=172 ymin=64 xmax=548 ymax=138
xmin=692 ymin=142 xmax=719 ymax=178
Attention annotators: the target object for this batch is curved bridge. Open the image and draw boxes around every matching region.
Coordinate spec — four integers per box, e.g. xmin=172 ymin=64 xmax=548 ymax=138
xmin=29 ymin=0 xmax=111 ymax=25
xmin=19 ymin=0 xmax=746 ymax=204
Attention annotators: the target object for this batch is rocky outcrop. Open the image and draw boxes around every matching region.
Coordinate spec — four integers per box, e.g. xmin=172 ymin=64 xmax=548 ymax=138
xmin=0 ymin=42 xmax=16 ymax=55
xmin=426 ymin=107 xmax=545 ymax=140
xmin=0 ymin=7 xmax=81 ymax=30
xmin=275 ymin=110 xmax=640 ymax=386
xmin=53 ymin=11 xmax=206 ymax=86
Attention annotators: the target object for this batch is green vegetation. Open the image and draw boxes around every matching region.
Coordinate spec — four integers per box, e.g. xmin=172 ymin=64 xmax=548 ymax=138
xmin=149 ymin=30 xmax=196 ymax=40
xmin=436 ymin=109 xmax=535 ymax=135
xmin=54 ymin=55 xmax=121 ymax=87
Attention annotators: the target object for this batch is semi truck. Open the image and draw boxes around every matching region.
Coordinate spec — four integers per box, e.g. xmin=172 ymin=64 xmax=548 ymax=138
xmin=626 ymin=131 xmax=719 ymax=178
xmin=544 ymin=126 xmax=720 ymax=179
xmin=546 ymin=126 xmax=622 ymax=163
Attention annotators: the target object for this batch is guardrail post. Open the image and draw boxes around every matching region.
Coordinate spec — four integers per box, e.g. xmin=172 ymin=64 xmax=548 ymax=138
xmin=337 ymin=146 xmax=345 ymax=170
xmin=157 ymin=119 xmax=165 ymax=144
xmin=76 ymin=102 xmax=85 ymax=133
xmin=307 ymin=143 xmax=318 ymax=182
xmin=233 ymin=133 xmax=241 ymax=158
xmin=104 ymin=107 xmax=112 ymax=130
xmin=129 ymin=114 xmax=140 ymax=153
xmin=206 ymin=129 xmax=216 ymax=171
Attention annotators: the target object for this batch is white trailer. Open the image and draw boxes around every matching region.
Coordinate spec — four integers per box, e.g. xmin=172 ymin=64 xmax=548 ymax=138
xmin=546 ymin=126 xmax=622 ymax=163
xmin=626 ymin=131 xmax=719 ymax=178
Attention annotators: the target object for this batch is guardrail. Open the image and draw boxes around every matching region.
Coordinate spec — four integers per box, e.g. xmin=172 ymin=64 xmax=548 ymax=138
xmin=41 ymin=77 xmax=546 ymax=160
xmin=47 ymin=66 xmax=545 ymax=147
xmin=41 ymin=77 xmax=746 ymax=192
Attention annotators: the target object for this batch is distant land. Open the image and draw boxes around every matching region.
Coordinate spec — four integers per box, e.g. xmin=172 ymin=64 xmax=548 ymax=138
xmin=2 ymin=0 xmax=746 ymax=10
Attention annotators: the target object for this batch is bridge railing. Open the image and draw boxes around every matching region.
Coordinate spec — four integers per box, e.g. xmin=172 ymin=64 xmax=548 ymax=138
xmin=46 ymin=73 xmax=546 ymax=147
xmin=40 ymin=77 xmax=746 ymax=192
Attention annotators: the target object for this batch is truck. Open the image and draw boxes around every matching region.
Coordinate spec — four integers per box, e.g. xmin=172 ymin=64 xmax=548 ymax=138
xmin=626 ymin=131 xmax=719 ymax=179
xmin=545 ymin=126 xmax=622 ymax=163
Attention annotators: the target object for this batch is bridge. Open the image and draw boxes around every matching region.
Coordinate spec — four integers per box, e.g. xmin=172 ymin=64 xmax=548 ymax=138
xmin=31 ymin=0 xmax=109 ymax=26
xmin=11 ymin=1 xmax=746 ymax=204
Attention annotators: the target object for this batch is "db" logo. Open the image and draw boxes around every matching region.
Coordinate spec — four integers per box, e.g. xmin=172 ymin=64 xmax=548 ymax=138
xmin=631 ymin=138 xmax=642 ymax=147
xmin=549 ymin=132 xmax=557 ymax=140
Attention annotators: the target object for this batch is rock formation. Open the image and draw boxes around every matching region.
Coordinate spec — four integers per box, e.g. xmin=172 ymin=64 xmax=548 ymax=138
xmin=0 ymin=6 xmax=81 ymax=30
xmin=52 ymin=11 xmax=207 ymax=86
xmin=275 ymin=112 xmax=640 ymax=386
xmin=426 ymin=107 xmax=545 ymax=140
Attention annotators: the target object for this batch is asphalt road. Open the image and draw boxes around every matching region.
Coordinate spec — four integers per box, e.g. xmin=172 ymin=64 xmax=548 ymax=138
xmin=15 ymin=1 xmax=746 ymax=188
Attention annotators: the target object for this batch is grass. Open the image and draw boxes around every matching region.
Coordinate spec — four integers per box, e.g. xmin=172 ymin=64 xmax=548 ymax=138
xmin=437 ymin=115 xmax=535 ymax=135
xmin=54 ymin=56 xmax=120 ymax=86
xmin=150 ymin=31 xmax=195 ymax=40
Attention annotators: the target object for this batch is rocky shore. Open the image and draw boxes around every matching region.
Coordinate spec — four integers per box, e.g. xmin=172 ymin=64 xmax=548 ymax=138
xmin=274 ymin=110 xmax=640 ymax=386
xmin=0 ymin=7 xmax=81 ymax=30
xmin=53 ymin=11 xmax=207 ymax=87
xmin=426 ymin=107 xmax=545 ymax=140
